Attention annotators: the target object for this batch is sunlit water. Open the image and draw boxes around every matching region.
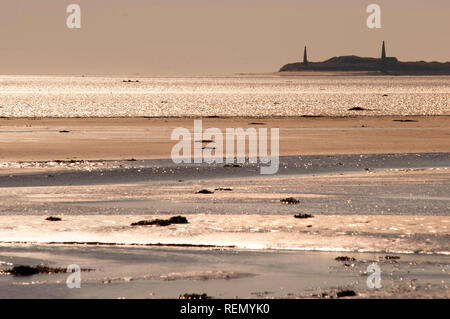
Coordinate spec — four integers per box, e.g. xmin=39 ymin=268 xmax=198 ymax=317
xmin=0 ymin=75 xmax=449 ymax=117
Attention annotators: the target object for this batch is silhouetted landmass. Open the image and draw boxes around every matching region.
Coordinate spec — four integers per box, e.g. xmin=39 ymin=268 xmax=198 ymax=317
xmin=280 ymin=55 xmax=450 ymax=75
xmin=280 ymin=43 xmax=450 ymax=75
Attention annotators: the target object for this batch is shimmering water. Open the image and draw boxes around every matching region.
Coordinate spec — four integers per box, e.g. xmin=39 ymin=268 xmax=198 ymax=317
xmin=0 ymin=75 xmax=449 ymax=117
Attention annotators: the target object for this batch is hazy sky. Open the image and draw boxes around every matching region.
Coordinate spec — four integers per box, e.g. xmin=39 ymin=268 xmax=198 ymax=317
xmin=0 ymin=0 xmax=449 ymax=75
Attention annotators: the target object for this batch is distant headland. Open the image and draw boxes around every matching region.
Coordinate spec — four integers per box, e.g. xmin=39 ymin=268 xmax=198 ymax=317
xmin=279 ymin=41 xmax=450 ymax=75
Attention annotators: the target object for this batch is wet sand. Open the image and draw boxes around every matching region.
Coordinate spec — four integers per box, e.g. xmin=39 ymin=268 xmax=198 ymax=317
xmin=0 ymin=164 xmax=449 ymax=254
xmin=1 ymin=212 xmax=449 ymax=254
xmin=0 ymin=116 xmax=449 ymax=162
xmin=0 ymin=155 xmax=449 ymax=216
xmin=0 ymin=245 xmax=448 ymax=299
xmin=0 ymin=160 xmax=449 ymax=297
xmin=0 ymin=116 xmax=449 ymax=298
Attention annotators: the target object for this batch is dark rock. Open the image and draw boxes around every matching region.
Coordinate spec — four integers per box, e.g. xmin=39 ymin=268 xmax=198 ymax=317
xmin=335 ymin=256 xmax=356 ymax=262
xmin=393 ymin=119 xmax=418 ymax=122
xmin=299 ymin=115 xmax=324 ymax=118
xmin=197 ymin=189 xmax=214 ymax=194
xmin=168 ymin=216 xmax=188 ymax=224
xmin=385 ymin=255 xmax=400 ymax=260
xmin=315 ymin=288 xmax=356 ymax=299
xmin=195 ymin=139 xmax=214 ymax=143
xmin=215 ymin=187 xmax=233 ymax=191
xmin=7 ymin=265 xmax=66 ymax=276
xmin=150 ymin=219 xmax=172 ymax=226
xmin=131 ymin=219 xmax=171 ymax=226
xmin=336 ymin=289 xmax=357 ymax=298
xmin=6 ymin=265 xmax=40 ymax=276
xmin=248 ymin=122 xmax=266 ymax=125
xmin=280 ymin=197 xmax=299 ymax=204
xmin=46 ymin=216 xmax=62 ymax=221
xmin=348 ymin=106 xmax=367 ymax=111
xmin=294 ymin=213 xmax=313 ymax=219
xmin=179 ymin=293 xmax=210 ymax=300
xmin=6 ymin=265 xmax=93 ymax=276
xmin=59 ymin=130 xmax=70 ymax=133
xmin=223 ymin=164 xmax=241 ymax=168
xmin=53 ymin=160 xmax=78 ymax=164
xmin=131 ymin=216 xmax=188 ymax=226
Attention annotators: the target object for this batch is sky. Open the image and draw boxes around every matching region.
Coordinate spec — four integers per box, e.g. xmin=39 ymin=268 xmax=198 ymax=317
xmin=0 ymin=0 xmax=449 ymax=76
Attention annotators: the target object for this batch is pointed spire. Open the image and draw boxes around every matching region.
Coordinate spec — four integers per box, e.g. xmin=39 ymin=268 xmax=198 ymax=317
xmin=381 ymin=41 xmax=386 ymax=60
xmin=303 ymin=46 xmax=308 ymax=64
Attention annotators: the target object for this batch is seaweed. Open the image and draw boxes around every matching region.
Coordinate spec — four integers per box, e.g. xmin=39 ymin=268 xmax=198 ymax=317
xmin=280 ymin=197 xmax=299 ymax=204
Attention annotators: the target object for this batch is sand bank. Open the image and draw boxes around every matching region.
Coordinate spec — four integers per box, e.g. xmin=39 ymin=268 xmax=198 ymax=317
xmin=0 ymin=116 xmax=449 ymax=162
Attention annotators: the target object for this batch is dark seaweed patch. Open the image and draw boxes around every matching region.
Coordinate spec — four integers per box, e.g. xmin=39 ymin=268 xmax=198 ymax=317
xmin=294 ymin=213 xmax=313 ymax=219
xmin=197 ymin=189 xmax=214 ymax=194
xmin=131 ymin=216 xmax=189 ymax=227
xmin=179 ymin=293 xmax=211 ymax=299
xmin=280 ymin=197 xmax=300 ymax=204
xmin=45 ymin=216 xmax=62 ymax=221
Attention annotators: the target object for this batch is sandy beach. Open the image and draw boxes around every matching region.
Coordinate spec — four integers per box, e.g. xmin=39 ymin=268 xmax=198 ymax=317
xmin=0 ymin=74 xmax=448 ymax=299
xmin=1 ymin=116 xmax=449 ymax=162
xmin=0 ymin=114 xmax=449 ymax=298
xmin=1 ymin=0 xmax=449 ymax=306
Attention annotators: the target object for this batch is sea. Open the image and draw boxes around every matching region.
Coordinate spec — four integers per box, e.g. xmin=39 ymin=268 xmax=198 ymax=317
xmin=0 ymin=75 xmax=449 ymax=117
